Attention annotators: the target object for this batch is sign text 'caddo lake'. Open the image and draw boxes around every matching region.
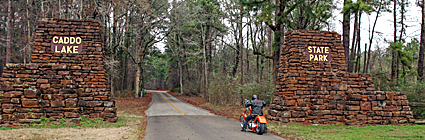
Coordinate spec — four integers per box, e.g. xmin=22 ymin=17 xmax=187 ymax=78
xmin=51 ymin=36 xmax=83 ymax=54
xmin=306 ymin=46 xmax=331 ymax=63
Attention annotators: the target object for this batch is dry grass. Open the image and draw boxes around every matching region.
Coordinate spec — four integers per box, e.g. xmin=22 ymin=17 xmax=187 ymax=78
xmin=0 ymin=93 xmax=152 ymax=140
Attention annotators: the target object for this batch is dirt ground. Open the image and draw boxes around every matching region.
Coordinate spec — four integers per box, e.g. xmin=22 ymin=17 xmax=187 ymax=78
xmin=0 ymin=93 xmax=151 ymax=140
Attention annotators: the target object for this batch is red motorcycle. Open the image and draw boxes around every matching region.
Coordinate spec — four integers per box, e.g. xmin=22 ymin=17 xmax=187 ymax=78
xmin=240 ymin=101 xmax=267 ymax=135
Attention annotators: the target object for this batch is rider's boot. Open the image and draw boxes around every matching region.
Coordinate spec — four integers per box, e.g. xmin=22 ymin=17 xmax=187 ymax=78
xmin=241 ymin=120 xmax=247 ymax=132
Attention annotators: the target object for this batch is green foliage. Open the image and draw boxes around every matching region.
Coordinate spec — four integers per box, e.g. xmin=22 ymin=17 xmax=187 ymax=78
xmin=285 ymin=0 xmax=335 ymax=30
xmin=390 ymin=42 xmax=414 ymax=70
xmin=342 ymin=0 xmax=375 ymax=14
xmin=144 ymin=48 xmax=170 ymax=90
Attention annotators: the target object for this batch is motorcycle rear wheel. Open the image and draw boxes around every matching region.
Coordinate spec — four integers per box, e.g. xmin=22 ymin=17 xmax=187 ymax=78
xmin=256 ymin=123 xmax=266 ymax=135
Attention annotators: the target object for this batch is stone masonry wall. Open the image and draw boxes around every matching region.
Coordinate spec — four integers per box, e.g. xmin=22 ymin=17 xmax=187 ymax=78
xmin=267 ymin=30 xmax=414 ymax=125
xmin=0 ymin=19 xmax=117 ymax=126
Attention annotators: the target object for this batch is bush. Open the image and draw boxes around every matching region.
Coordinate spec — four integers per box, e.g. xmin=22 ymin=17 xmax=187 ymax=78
xmin=208 ymin=74 xmax=275 ymax=105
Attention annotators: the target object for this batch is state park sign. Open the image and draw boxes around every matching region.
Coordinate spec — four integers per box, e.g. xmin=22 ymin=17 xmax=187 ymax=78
xmin=50 ymin=36 xmax=83 ymax=54
xmin=306 ymin=46 xmax=331 ymax=63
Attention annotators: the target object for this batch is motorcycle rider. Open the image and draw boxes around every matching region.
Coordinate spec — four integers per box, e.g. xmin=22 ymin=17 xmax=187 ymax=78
xmin=241 ymin=94 xmax=266 ymax=132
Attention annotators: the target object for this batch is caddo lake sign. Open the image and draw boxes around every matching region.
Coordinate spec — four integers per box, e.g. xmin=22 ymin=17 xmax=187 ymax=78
xmin=306 ymin=46 xmax=331 ymax=63
xmin=0 ymin=19 xmax=117 ymax=126
xmin=51 ymin=36 xmax=83 ymax=54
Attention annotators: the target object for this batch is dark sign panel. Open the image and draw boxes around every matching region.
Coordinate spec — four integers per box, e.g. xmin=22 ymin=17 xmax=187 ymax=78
xmin=306 ymin=46 xmax=331 ymax=63
xmin=51 ymin=36 xmax=83 ymax=54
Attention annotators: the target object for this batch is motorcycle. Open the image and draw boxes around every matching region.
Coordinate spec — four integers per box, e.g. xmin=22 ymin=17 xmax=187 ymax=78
xmin=240 ymin=100 xmax=267 ymax=135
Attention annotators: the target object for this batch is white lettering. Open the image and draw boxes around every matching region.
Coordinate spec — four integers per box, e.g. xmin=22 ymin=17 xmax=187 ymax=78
xmin=76 ymin=37 xmax=82 ymax=44
xmin=70 ymin=37 xmax=75 ymax=44
xmin=73 ymin=46 xmax=78 ymax=53
xmin=53 ymin=36 xmax=58 ymax=43
xmin=60 ymin=46 xmax=66 ymax=53
xmin=55 ymin=46 xmax=60 ymax=53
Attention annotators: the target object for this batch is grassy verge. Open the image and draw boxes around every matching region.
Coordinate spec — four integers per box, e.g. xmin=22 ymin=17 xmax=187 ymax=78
xmin=269 ymin=123 xmax=425 ymax=140
xmin=169 ymin=91 xmax=425 ymax=140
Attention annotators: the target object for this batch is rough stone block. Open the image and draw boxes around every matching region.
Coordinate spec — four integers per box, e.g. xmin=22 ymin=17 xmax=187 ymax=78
xmin=64 ymin=112 xmax=80 ymax=118
xmin=66 ymin=98 xmax=78 ymax=108
xmin=376 ymin=95 xmax=386 ymax=100
xmin=347 ymin=106 xmax=360 ymax=111
xmin=50 ymin=100 xmax=65 ymax=107
xmin=22 ymin=99 xmax=38 ymax=108
xmin=10 ymin=98 xmax=20 ymax=104
xmin=361 ymin=102 xmax=371 ymax=111
xmin=40 ymin=84 xmax=50 ymax=89
xmin=104 ymin=101 xmax=114 ymax=107
xmin=86 ymin=101 xmax=103 ymax=107
xmin=286 ymin=100 xmax=296 ymax=106
xmin=0 ymin=85 xmax=13 ymax=91
xmin=349 ymin=94 xmax=362 ymax=101
xmin=52 ymin=65 xmax=67 ymax=70
xmin=4 ymin=91 xmax=23 ymax=98
xmin=36 ymin=79 xmax=49 ymax=84
xmin=24 ymin=89 xmax=38 ymax=98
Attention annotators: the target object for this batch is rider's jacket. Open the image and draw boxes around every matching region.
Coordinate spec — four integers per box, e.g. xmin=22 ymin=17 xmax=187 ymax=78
xmin=245 ymin=99 xmax=266 ymax=115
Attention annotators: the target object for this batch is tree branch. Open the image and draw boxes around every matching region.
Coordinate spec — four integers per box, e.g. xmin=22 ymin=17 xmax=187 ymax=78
xmin=265 ymin=20 xmax=276 ymax=31
xmin=253 ymin=51 xmax=273 ymax=59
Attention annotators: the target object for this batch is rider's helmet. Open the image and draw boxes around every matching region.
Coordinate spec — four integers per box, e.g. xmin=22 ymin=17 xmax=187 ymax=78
xmin=252 ymin=95 xmax=258 ymax=100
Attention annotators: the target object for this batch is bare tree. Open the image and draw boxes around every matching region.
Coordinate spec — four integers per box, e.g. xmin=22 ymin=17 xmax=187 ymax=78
xmin=419 ymin=0 xmax=425 ymax=82
xmin=6 ymin=0 xmax=12 ymax=63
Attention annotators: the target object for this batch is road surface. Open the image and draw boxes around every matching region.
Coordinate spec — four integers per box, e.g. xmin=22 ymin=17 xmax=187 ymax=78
xmin=144 ymin=90 xmax=284 ymax=140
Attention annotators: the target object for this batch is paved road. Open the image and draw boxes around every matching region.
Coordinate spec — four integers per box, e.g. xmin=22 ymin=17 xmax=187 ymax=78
xmin=144 ymin=90 xmax=284 ymax=140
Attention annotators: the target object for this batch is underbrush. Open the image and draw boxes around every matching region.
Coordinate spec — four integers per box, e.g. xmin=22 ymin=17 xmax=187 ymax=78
xmin=178 ymin=74 xmax=276 ymax=105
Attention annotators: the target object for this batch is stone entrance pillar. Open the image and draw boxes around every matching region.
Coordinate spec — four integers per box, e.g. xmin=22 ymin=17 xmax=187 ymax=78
xmin=268 ymin=30 xmax=414 ymax=125
xmin=0 ymin=19 xmax=117 ymax=126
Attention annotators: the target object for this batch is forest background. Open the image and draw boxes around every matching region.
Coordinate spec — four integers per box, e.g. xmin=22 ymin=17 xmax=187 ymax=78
xmin=1 ymin=0 xmax=425 ymax=116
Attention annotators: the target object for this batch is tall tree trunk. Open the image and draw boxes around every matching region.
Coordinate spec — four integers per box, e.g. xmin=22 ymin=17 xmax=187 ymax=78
xmin=267 ymin=26 xmax=272 ymax=82
xmin=418 ymin=0 xmax=425 ymax=82
xmin=355 ymin=42 xmax=361 ymax=73
xmin=271 ymin=0 xmax=285 ymax=87
xmin=392 ymin=0 xmax=397 ymax=80
xmin=135 ymin=64 xmax=140 ymax=98
xmin=178 ymin=46 xmax=184 ymax=95
xmin=363 ymin=43 xmax=367 ymax=73
xmin=343 ymin=0 xmax=351 ymax=69
xmin=205 ymin=17 xmax=211 ymax=101
xmin=239 ymin=6 xmax=244 ymax=104
xmin=355 ymin=13 xmax=362 ymax=73
xmin=59 ymin=0 xmax=62 ymax=18
xmin=366 ymin=0 xmax=383 ymax=73
xmin=399 ymin=0 xmax=405 ymax=42
xmin=26 ymin=0 xmax=31 ymax=64
xmin=6 ymin=0 xmax=12 ymax=63
xmin=349 ymin=12 xmax=359 ymax=73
